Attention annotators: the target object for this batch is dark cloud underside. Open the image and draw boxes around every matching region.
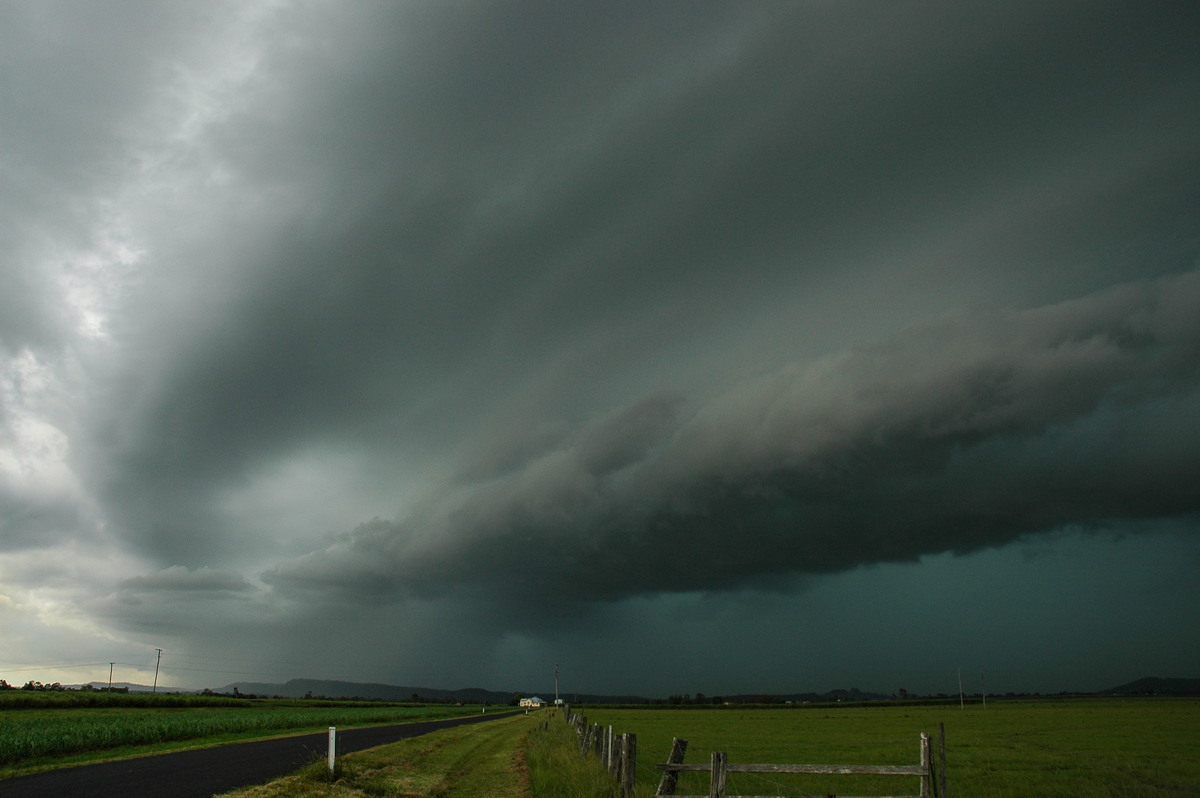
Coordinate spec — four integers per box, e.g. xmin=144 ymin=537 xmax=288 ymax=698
xmin=2 ymin=1 xmax=1198 ymax=695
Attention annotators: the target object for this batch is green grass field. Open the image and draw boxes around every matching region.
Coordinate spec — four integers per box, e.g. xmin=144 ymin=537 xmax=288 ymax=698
xmin=579 ymin=698 xmax=1200 ymax=797
xmin=0 ymin=691 xmax=487 ymax=778
xmin=3 ymin=697 xmax=1197 ymax=796
xmin=216 ymin=712 xmax=538 ymax=798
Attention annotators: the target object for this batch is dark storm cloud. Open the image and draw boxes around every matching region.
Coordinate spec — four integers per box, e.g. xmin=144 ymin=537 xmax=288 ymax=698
xmin=117 ymin=566 xmax=254 ymax=596
xmin=4 ymin=1 xmax=1200 ymax=693
xmin=268 ymin=270 xmax=1200 ymax=612
xmin=0 ymin=482 xmax=83 ymax=549
xmin=72 ymin=0 xmax=1200 ymax=570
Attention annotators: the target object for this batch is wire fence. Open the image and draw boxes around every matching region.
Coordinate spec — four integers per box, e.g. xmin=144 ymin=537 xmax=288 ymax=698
xmin=560 ymin=705 xmax=947 ymax=798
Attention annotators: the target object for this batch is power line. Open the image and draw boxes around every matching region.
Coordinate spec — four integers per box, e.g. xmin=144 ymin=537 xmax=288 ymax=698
xmin=4 ymin=653 xmax=328 ymax=687
xmin=0 ymin=662 xmax=140 ymax=673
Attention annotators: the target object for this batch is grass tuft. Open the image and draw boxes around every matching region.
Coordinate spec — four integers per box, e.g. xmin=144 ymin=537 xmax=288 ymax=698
xmin=524 ymin=715 xmax=624 ymax=798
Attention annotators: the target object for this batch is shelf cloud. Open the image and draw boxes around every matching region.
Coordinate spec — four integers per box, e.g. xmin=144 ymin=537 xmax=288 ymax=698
xmin=2 ymin=0 xmax=1198 ymax=696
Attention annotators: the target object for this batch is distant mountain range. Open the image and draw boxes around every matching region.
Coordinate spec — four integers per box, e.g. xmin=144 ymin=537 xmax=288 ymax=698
xmin=79 ymin=681 xmax=190 ymax=693
xmin=1101 ymin=677 xmax=1200 ymax=695
xmin=211 ymin=680 xmax=891 ymax=704
xmin=155 ymin=675 xmax=1195 ymax=701
xmin=213 ymin=678 xmax=647 ymax=704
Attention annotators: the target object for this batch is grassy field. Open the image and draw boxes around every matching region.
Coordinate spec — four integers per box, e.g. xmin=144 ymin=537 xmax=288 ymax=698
xmin=0 ymin=691 xmax=488 ymax=778
xmin=217 ymin=709 xmax=632 ymax=798
xmin=4 ymin=698 xmax=1197 ymax=796
xmin=216 ymin=712 xmax=540 ymax=798
xmin=579 ymin=698 xmax=1200 ymax=797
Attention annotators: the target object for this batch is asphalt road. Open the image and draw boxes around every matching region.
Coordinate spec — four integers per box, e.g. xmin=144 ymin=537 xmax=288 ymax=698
xmin=0 ymin=709 xmax=519 ymax=798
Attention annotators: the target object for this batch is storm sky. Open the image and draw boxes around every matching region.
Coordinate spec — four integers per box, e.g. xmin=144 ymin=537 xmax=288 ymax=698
xmin=2 ymin=1 xmax=1199 ymax=698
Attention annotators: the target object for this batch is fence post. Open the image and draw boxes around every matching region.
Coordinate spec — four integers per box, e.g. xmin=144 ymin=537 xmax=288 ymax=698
xmin=938 ymin=723 xmax=947 ymax=798
xmin=709 ymin=751 xmax=728 ymax=798
xmin=656 ymin=737 xmax=689 ymax=796
xmin=581 ymin=723 xmax=594 ymax=756
xmin=621 ymin=733 xmax=637 ymax=797
xmin=327 ymin=726 xmax=337 ymax=775
xmin=920 ymin=732 xmax=931 ymax=798
xmin=606 ymin=725 xmax=616 ymax=773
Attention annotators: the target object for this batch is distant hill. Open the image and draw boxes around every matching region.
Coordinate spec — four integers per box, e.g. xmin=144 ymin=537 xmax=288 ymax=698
xmin=210 ymin=678 xmax=639 ymax=704
xmin=211 ymin=678 xmax=892 ymax=705
xmin=215 ymin=678 xmax=514 ymax=703
xmin=1103 ymin=677 xmax=1200 ymax=695
xmin=77 ymin=681 xmax=194 ymax=694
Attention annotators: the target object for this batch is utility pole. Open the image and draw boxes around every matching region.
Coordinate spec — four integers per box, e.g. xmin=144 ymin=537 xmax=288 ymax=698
xmin=555 ymin=664 xmax=560 ymax=706
xmin=153 ymin=649 xmax=162 ymax=694
xmin=108 ymin=662 xmax=114 ymax=692
xmin=957 ymin=667 xmax=964 ymax=709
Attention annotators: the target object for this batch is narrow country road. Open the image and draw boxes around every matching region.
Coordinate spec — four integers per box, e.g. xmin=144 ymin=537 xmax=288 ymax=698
xmin=0 ymin=710 xmax=519 ymax=798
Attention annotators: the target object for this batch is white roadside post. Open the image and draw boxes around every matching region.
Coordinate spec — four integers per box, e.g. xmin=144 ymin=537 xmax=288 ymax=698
xmin=328 ymin=727 xmax=337 ymax=775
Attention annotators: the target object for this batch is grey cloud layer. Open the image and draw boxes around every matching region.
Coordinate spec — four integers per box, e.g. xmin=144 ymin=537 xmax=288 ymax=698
xmin=3 ymin=1 xmax=1199 ymax=691
xmin=58 ymin=1 xmax=1199 ymax=572
xmin=268 ymin=270 xmax=1200 ymax=610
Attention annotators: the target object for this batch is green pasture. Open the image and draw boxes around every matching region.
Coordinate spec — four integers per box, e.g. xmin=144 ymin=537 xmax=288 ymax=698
xmin=217 ymin=712 xmax=537 ymax=798
xmin=0 ymin=692 xmax=486 ymax=778
xmin=580 ymin=698 xmax=1200 ymax=797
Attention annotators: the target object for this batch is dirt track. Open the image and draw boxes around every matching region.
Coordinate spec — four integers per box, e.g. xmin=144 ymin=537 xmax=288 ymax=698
xmin=0 ymin=710 xmax=517 ymax=798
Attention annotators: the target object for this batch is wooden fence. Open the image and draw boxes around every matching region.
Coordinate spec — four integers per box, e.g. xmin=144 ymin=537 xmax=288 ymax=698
xmin=566 ymin=706 xmax=638 ymax=796
xmin=654 ymin=724 xmax=948 ymax=798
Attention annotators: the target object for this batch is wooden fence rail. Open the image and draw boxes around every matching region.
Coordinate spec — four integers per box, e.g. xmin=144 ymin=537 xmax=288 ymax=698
xmin=655 ymin=726 xmax=946 ymax=798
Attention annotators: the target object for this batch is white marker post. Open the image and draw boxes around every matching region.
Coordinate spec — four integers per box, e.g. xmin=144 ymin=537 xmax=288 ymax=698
xmin=327 ymin=727 xmax=337 ymax=775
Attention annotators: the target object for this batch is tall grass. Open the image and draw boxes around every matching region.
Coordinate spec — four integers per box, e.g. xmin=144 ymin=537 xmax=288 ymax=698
xmin=524 ymin=714 xmax=623 ymax=798
xmin=0 ymin=691 xmax=252 ymax=710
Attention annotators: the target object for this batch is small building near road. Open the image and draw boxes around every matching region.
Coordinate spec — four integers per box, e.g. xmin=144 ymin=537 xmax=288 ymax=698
xmin=519 ymin=696 xmax=546 ymax=708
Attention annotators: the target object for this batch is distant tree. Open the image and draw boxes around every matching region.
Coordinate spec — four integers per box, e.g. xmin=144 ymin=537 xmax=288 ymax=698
xmin=898 ymin=688 xmax=908 ymax=700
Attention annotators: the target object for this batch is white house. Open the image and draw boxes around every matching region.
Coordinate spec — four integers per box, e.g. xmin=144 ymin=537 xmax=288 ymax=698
xmin=518 ymin=696 xmax=546 ymax=708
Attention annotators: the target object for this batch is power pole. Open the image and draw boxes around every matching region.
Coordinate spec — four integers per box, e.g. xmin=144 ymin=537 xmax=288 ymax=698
xmin=555 ymin=664 xmax=560 ymax=706
xmin=153 ymin=649 xmax=163 ymax=693
xmin=108 ymin=662 xmax=114 ymax=692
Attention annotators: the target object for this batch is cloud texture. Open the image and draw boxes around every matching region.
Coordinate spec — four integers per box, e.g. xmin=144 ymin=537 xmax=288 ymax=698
xmin=268 ymin=271 xmax=1200 ymax=605
xmin=2 ymin=0 xmax=1198 ymax=695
